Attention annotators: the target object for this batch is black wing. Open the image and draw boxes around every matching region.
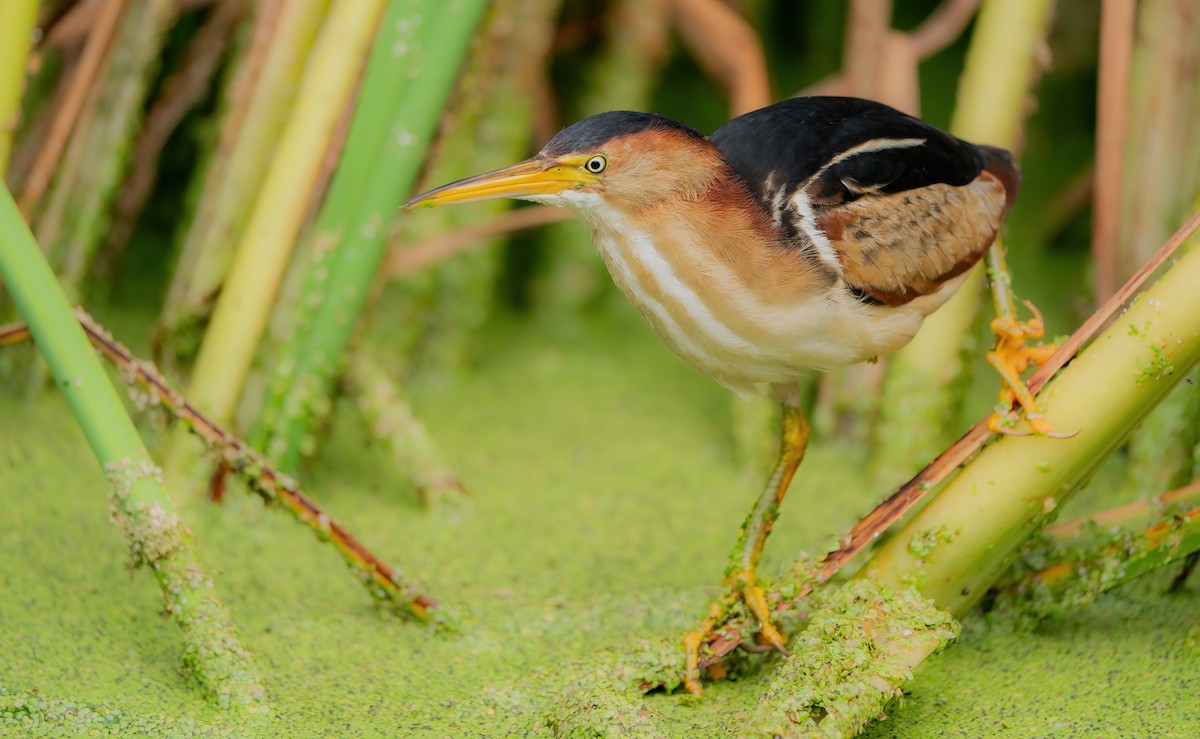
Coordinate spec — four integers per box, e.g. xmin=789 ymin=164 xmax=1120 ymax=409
xmin=710 ymin=97 xmax=1018 ymax=306
xmin=710 ymin=97 xmax=997 ymax=216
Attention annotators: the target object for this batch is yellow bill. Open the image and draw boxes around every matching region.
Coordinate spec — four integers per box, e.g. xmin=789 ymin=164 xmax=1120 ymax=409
xmin=404 ymin=156 xmax=597 ymax=209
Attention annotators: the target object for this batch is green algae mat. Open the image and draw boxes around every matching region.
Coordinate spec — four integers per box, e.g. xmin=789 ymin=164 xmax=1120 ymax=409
xmin=3 ymin=306 xmax=1198 ymax=737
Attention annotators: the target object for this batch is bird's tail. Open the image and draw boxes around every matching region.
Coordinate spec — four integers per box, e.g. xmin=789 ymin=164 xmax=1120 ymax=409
xmin=979 ymin=144 xmax=1020 ymax=211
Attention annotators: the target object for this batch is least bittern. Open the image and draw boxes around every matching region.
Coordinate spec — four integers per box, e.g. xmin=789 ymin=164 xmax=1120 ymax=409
xmin=407 ymin=96 xmax=1033 ymax=694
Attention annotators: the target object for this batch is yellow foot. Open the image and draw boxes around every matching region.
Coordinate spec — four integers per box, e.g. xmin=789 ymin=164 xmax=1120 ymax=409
xmin=985 ymin=300 xmax=1071 ymax=437
xmin=682 ymin=569 xmax=787 ymax=696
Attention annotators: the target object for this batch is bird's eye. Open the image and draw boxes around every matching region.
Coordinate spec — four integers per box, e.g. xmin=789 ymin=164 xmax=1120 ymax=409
xmin=584 ymin=155 xmax=607 ymax=174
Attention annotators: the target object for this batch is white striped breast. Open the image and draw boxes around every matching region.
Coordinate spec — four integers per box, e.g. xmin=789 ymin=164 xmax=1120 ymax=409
xmin=546 ymin=192 xmax=959 ymax=398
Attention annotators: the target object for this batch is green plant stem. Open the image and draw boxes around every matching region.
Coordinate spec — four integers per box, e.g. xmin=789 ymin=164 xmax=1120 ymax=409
xmin=859 ymin=234 xmax=1200 ymax=615
xmin=0 ymin=186 xmax=267 ymax=711
xmin=251 ymin=1 xmax=487 ymax=470
xmin=0 ymin=1 xmax=38 ymax=176
xmin=156 ymin=0 xmax=330 ymax=360
xmin=870 ymin=0 xmax=1053 ymax=487
xmin=163 ymin=0 xmax=385 ymax=483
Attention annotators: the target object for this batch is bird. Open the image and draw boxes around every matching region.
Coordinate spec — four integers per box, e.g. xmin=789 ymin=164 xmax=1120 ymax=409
xmin=406 ymin=96 xmax=1029 ymax=695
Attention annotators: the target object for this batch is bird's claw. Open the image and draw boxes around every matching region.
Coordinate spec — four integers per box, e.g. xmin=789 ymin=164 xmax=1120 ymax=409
xmin=682 ymin=570 xmax=786 ymax=695
xmin=985 ymin=300 xmax=1069 ymax=437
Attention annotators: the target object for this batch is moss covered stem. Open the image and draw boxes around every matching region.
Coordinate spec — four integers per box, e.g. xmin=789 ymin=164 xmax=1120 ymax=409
xmin=0 ymin=186 xmax=267 ymax=711
xmin=740 ymin=581 xmax=958 ymax=738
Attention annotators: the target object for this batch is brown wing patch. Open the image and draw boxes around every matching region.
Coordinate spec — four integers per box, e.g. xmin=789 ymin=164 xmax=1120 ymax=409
xmin=816 ymin=171 xmax=1008 ymax=306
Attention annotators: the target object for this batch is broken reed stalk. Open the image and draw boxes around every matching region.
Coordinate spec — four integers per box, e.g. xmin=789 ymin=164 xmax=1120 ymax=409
xmin=156 ymin=0 xmax=328 ymax=361
xmin=163 ymin=0 xmax=385 ymax=484
xmin=871 ymin=0 xmax=1053 ymax=486
xmin=251 ymin=0 xmax=487 ymax=470
xmin=0 ymin=186 xmax=267 ymax=712
xmin=699 ymin=208 xmax=1200 ymax=666
xmin=0 ymin=1 xmax=39 ymax=176
xmin=0 ymin=313 xmax=440 ymax=625
xmin=1044 ymin=481 xmax=1200 ymax=541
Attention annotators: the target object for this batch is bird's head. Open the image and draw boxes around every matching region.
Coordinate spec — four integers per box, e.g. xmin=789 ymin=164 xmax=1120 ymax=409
xmin=405 ymin=111 xmax=722 ymax=215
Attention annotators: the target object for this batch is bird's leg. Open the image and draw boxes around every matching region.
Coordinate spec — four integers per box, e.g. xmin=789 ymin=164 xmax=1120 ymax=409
xmin=682 ymin=382 xmax=809 ymax=695
xmin=983 ymin=238 xmax=1061 ymax=436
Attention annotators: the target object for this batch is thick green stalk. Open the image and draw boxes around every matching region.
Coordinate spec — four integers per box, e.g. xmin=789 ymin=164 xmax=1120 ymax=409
xmin=375 ymin=0 xmax=563 ymax=381
xmin=860 ymin=237 xmax=1200 ymax=615
xmin=254 ymin=0 xmax=450 ymax=416
xmin=0 ymin=186 xmax=267 ymax=711
xmin=870 ymin=0 xmax=1054 ymax=486
xmin=157 ymin=0 xmax=330 ymax=360
xmin=0 ymin=1 xmax=38 ymax=175
xmin=164 ymin=0 xmax=386 ymax=483
xmin=252 ymin=1 xmax=487 ymax=470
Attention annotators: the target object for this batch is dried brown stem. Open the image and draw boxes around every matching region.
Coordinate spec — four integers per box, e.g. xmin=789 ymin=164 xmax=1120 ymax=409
xmin=0 ymin=312 xmax=438 ymax=623
xmin=843 ymin=0 xmax=893 ymax=100
xmin=18 ymin=0 xmax=128 ymax=219
xmin=387 ymin=206 xmax=570 ymax=279
xmin=215 ymin=0 xmax=283 ymax=161
xmin=801 ymin=0 xmax=979 ymax=99
xmin=101 ymin=0 xmax=248 ymax=260
xmin=40 ymin=0 xmax=216 ymax=49
xmin=700 ymin=208 xmax=1200 ymax=666
xmin=672 ymin=0 xmax=770 ymax=116
xmin=909 ymin=0 xmax=981 ymax=59
xmin=1092 ymin=0 xmax=1136 ymax=300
